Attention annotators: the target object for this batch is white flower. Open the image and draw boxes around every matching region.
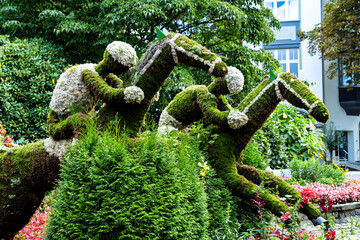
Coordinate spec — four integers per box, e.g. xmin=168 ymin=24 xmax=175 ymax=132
xmin=153 ymin=91 xmax=160 ymax=101
xmin=43 ymin=137 xmax=76 ymax=159
xmin=106 ymin=41 xmax=137 ymax=68
xmin=124 ymin=86 xmax=144 ymax=104
xmin=158 ymin=109 xmax=183 ymax=130
xmin=227 ymin=110 xmax=248 ymax=129
xmin=49 ymin=64 xmax=96 ymax=115
xmin=225 ymin=66 xmax=244 ymax=94
xmin=157 ymin=125 xmax=178 ymax=135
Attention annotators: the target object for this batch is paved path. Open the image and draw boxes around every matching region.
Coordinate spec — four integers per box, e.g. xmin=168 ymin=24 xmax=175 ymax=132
xmin=347 ymin=171 xmax=360 ymax=180
xmin=271 ymin=169 xmax=360 ymax=180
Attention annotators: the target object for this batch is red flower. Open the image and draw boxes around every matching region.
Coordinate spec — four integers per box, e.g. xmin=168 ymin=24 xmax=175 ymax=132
xmin=280 ymin=211 xmax=291 ymax=221
xmin=325 ymin=229 xmax=336 ymax=240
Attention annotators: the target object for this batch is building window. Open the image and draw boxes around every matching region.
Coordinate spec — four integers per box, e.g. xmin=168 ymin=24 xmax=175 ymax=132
xmin=269 ymin=49 xmax=299 ymax=77
xmin=338 ymin=59 xmax=360 ymax=86
xmin=264 ymin=0 xmax=299 ymax=21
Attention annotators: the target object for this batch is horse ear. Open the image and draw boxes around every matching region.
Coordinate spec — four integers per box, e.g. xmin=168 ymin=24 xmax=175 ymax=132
xmin=270 ymin=70 xmax=277 ymax=81
xmin=155 ymin=27 xmax=169 ymax=40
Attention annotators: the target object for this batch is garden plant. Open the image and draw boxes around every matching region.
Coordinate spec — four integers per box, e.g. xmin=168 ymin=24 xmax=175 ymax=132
xmin=1 ymin=30 xmax=329 ymax=238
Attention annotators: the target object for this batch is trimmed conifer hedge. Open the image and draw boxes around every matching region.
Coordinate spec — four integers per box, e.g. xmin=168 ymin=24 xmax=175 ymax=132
xmin=46 ymin=127 xmax=211 ymax=239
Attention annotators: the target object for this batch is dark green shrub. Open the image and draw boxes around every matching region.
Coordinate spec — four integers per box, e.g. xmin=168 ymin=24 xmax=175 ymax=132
xmin=203 ymin=167 xmax=239 ymax=236
xmin=0 ymin=35 xmax=67 ymax=142
xmin=46 ymin=127 xmax=209 ymax=239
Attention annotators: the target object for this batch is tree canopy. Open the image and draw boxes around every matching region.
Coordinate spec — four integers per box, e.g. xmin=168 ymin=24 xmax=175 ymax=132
xmin=0 ymin=0 xmax=279 ymax=62
xmin=0 ymin=0 xmax=281 ymax=135
xmin=299 ymin=0 xmax=360 ymax=82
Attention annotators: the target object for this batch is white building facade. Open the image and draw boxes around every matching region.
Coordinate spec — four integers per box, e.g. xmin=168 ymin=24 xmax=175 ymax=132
xmin=264 ymin=0 xmax=360 ymax=162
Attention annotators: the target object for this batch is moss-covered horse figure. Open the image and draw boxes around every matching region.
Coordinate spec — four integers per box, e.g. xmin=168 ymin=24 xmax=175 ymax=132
xmin=0 ymin=32 xmax=228 ymax=239
xmin=159 ymin=72 xmax=329 ymax=222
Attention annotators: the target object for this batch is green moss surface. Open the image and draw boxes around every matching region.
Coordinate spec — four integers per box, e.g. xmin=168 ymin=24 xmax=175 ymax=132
xmin=278 ymin=72 xmax=329 ymax=123
xmin=207 ymin=77 xmax=230 ymax=96
xmin=237 ymin=165 xmax=321 ymax=218
xmin=47 ymin=110 xmax=88 ymax=140
xmin=165 ymin=85 xmax=229 ymax=129
xmin=207 ymin=131 xmax=295 ymax=218
xmin=82 ymin=69 xmax=126 ymax=105
xmin=173 ymin=35 xmax=228 ymax=78
xmin=90 ymin=33 xmax=230 ymax=137
xmin=105 ymin=73 xmax=123 ymax=88
xmin=0 ymin=141 xmax=60 ymax=238
xmin=233 ymin=74 xmax=329 ymax=161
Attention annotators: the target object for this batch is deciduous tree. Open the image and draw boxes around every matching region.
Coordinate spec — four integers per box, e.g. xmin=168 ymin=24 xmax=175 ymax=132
xmin=298 ymin=0 xmax=360 ymax=82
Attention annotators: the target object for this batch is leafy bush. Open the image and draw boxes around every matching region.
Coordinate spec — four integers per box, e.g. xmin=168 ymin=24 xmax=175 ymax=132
xmin=0 ymin=35 xmax=67 ymax=142
xmin=289 ymin=157 xmax=346 ymax=184
xmin=242 ymin=139 xmax=269 ymax=170
xmin=253 ymin=104 xmax=326 ymax=169
xmin=203 ymin=167 xmax=240 ymax=237
xmin=46 ymin=125 xmax=210 ymax=239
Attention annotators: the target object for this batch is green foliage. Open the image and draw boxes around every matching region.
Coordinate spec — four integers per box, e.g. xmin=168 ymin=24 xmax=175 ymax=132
xmin=0 ymin=35 xmax=67 ymax=142
xmin=0 ymin=0 xmax=279 ymax=62
xmin=253 ymin=104 xmax=326 ymax=169
xmin=203 ymin=167 xmax=239 ymax=237
xmin=242 ymin=139 xmax=269 ymax=170
xmin=1 ymin=0 xmax=280 ymax=123
xmin=288 ymin=156 xmax=346 ymax=185
xmin=46 ymin=125 xmax=210 ymax=239
xmin=298 ymin=0 xmax=360 ymax=81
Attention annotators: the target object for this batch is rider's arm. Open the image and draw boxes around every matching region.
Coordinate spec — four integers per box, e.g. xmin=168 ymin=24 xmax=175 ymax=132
xmin=82 ymin=70 xmax=144 ymax=105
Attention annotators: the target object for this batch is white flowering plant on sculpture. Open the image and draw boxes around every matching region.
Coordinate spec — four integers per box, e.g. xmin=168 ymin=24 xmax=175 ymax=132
xmin=46 ymin=40 xmax=143 ymax=158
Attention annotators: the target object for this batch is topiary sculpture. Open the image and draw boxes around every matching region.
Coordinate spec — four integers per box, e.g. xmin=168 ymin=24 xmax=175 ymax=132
xmin=0 ymin=29 xmax=330 ymax=238
xmin=159 ymin=72 xmax=330 ymax=222
xmin=158 ymin=66 xmax=244 ymax=134
xmin=0 ymin=32 xmax=228 ymax=239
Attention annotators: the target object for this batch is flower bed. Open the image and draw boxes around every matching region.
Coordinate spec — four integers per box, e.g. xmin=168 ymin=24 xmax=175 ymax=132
xmin=292 ymin=179 xmax=360 ymax=205
xmin=14 ymin=199 xmax=50 ymax=240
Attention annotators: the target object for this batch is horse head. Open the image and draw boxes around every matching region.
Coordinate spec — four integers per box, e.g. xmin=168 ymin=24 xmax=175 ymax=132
xmin=277 ymin=72 xmax=329 ymax=123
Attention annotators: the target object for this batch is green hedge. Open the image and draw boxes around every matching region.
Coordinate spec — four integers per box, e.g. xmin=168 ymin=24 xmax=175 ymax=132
xmin=46 ymin=127 xmax=211 ymax=239
xmin=0 ymin=35 xmax=67 ymax=142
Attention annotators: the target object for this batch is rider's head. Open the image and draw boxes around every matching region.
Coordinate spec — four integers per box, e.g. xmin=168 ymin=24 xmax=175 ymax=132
xmin=95 ymin=41 xmax=138 ymax=77
xmin=208 ymin=66 xmax=244 ymax=96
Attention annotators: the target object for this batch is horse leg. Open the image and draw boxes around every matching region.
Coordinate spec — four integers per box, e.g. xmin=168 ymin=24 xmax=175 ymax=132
xmin=208 ymin=132 xmax=295 ymax=219
xmin=0 ymin=141 xmax=60 ymax=239
xmin=237 ymin=164 xmax=321 ymax=219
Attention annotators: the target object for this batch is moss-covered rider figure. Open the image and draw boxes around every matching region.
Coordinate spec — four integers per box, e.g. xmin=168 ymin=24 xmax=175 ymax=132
xmin=159 ymin=71 xmax=330 ymax=224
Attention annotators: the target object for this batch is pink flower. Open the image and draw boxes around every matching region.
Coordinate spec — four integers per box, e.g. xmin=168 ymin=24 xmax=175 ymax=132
xmin=14 ymin=200 xmax=51 ymax=240
xmin=292 ymin=179 xmax=360 ymax=205
xmin=325 ymin=229 xmax=336 ymax=240
xmin=281 ymin=211 xmax=291 ymax=221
